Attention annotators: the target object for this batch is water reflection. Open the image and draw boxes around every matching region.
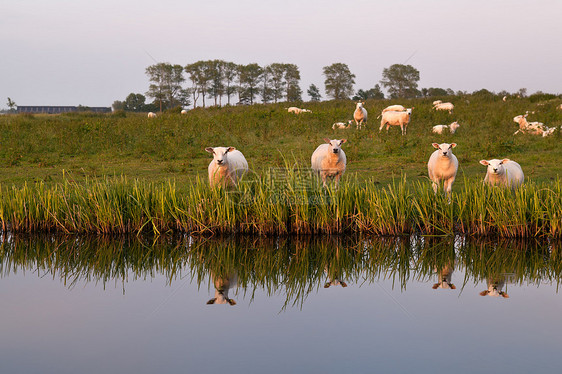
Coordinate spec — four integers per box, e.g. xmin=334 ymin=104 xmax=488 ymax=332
xmin=0 ymin=234 xmax=560 ymax=308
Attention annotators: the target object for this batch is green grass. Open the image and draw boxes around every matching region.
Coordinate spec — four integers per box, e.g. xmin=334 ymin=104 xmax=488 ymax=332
xmin=1 ymin=94 xmax=561 ymax=187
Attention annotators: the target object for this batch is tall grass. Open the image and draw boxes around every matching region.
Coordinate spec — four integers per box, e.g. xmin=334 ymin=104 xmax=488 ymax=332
xmin=1 ymin=172 xmax=562 ymax=238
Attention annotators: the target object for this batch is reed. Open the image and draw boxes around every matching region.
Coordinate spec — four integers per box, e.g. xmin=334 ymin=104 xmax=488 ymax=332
xmin=1 ymin=174 xmax=562 ymax=238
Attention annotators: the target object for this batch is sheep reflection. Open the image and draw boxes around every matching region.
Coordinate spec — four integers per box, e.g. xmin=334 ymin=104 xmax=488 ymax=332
xmin=207 ymin=271 xmax=237 ymax=306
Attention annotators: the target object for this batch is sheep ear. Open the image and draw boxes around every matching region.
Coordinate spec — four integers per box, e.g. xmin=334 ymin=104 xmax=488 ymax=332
xmin=450 ymin=143 xmax=457 ymax=148
xmin=479 ymin=160 xmax=489 ymax=166
xmin=501 ymin=293 xmax=509 ymax=299
xmin=340 ymin=139 xmax=347 ymax=144
xmin=206 ymin=298 xmax=216 ymax=304
xmin=228 ymin=299 xmax=237 ymax=306
xmin=501 ymin=158 xmax=510 ymax=164
xmin=205 ymin=147 xmax=214 ymax=154
xmin=450 ymin=284 xmax=457 ymax=290
xmin=432 ymin=283 xmax=439 ymax=289
xmin=227 ymin=147 xmax=236 ymax=152
xmin=432 ymin=143 xmax=440 ymax=149
xmin=479 ymin=291 xmax=489 ymax=296
xmin=324 ymin=283 xmax=331 ymax=288
xmin=341 ymin=282 xmax=348 ymax=287
xmin=324 ymin=138 xmax=331 ymax=144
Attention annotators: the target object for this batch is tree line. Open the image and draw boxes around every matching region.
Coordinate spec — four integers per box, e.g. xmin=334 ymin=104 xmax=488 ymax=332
xmin=112 ymin=61 xmax=531 ymax=112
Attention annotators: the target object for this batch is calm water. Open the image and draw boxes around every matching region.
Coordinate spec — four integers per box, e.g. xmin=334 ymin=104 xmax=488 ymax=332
xmin=1 ymin=234 xmax=561 ymax=374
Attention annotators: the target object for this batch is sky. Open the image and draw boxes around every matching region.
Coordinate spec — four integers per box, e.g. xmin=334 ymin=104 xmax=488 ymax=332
xmin=1 ymin=0 xmax=561 ymax=108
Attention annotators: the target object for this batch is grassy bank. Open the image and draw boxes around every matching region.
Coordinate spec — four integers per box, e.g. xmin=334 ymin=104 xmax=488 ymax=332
xmin=1 ymin=175 xmax=562 ymax=238
xmin=1 ymin=93 xmax=561 ymax=187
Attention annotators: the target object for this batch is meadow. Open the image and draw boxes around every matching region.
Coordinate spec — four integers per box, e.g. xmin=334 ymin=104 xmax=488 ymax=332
xmin=0 ymin=93 xmax=561 ymax=237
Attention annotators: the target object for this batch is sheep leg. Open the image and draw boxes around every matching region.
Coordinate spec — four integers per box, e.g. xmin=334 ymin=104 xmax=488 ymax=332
xmin=432 ymin=181 xmax=438 ymax=194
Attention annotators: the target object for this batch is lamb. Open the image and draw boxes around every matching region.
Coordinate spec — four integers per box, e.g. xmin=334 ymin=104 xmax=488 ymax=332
xmin=433 ymin=102 xmax=454 ymax=114
xmin=379 ymin=108 xmax=412 ymax=135
xmin=147 ymin=112 xmax=156 ymax=118
xmin=479 ymin=159 xmax=524 ymax=189
xmin=287 ymin=107 xmax=312 ymax=114
xmin=311 ymin=138 xmax=347 ymax=187
xmin=502 ymin=96 xmax=507 ymax=102
xmin=427 ymin=143 xmax=458 ymax=195
xmin=332 ymin=120 xmax=353 ymax=129
xmin=512 ymin=114 xmax=552 ymax=136
xmin=353 ymin=102 xmax=368 ymax=129
xmin=205 ymin=146 xmax=249 ymax=187
xmin=180 ymin=109 xmax=187 ymax=114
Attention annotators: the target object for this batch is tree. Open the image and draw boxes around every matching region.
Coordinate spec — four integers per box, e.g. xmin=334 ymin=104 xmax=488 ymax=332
xmin=222 ymin=62 xmax=238 ymax=105
xmin=237 ymin=63 xmax=263 ymax=105
xmin=307 ymin=84 xmax=322 ymax=102
xmin=112 ymin=100 xmax=124 ymax=111
xmin=380 ymin=64 xmax=420 ymax=99
xmin=323 ymin=63 xmax=355 ymax=100
xmin=266 ymin=63 xmax=286 ymax=103
xmin=285 ymin=64 xmax=302 ymax=102
xmin=352 ymin=84 xmax=384 ymax=101
xmin=207 ymin=60 xmax=225 ymax=106
xmin=421 ymin=87 xmax=448 ymax=97
xmin=185 ymin=61 xmax=212 ymax=108
xmin=260 ymin=66 xmax=273 ymax=103
xmin=145 ymin=63 xmax=186 ymax=111
xmin=6 ymin=97 xmax=16 ymax=113
xmin=123 ymin=93 xmax=148 ymax=112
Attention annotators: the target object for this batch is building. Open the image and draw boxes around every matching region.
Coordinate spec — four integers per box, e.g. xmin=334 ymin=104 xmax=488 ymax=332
xmin=16 ymin=106 xmax=112 ymax=114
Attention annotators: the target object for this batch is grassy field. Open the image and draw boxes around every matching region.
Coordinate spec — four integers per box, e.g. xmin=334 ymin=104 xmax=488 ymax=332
xmin=1 ymin=93 xmax=561 ymax=188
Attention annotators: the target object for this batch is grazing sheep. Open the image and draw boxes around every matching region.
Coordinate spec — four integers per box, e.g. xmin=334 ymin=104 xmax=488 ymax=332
xmin=479 ymin=159 xmax=524 ymax=189
xmin=205 ymin=146 xmax=249 ymax=187
xmin=502 ymin=96 xmax=507 ymax=102
xmin=433 ymin=102 xmax=454 ymax=113
xmin=147 ymin=112 xmax=156 ymax=118
xmin=512 ymin=114 xmax=554 ymax=136
xmin=332 ymin=120 xmax=353 ymax=129
xmin=311 ymin=138 xmax=347 ymax=187
xmin=449 ymin=121 xmax=460 ymax=134
xmin=432 ymin=100 xmax=443 ymax=106
xmin=432 ymin=125 xmax=449 ymax=134
xmin=180 ymin=109 xmax=187 ymax=114
xmin=353 ymin=102 xmax=368 ymax=129
xmin=379 ymin=108 xmax=412 ymax=135
xmin=207 ymin=272 xmax=237 ymax=305
xmin=287 ymin=107 xmax=312 ymax=114
xmin=427 ymin=143 xmax=458 ymax=195
xmin=382 ymin=104 xmax=406 ymax=114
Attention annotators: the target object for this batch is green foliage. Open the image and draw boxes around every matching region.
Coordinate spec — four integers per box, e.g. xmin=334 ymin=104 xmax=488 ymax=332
xmin=323 ymin=63 xmax=355 ymax=100
xmin=380 ymin=64 xmax=420 ymax=99
xmin=307 ymin=84 xmax=322 ymax=102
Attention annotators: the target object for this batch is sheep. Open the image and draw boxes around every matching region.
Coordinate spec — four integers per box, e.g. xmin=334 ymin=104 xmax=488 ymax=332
xmin=207 ymin=272 xmax=237 ymax=305
xmin=433 ymin=102 xmax=454 ymax=113
xmin=479 ymin=275 xmax=509 ymax=298
xmin=311 ymin=138 xmax=347 ymax=187
xmin=180 ymin=109 xmax=187 ymax=114
xmin=379 ymin=108 xmax=412 ymax=135
xmin=502 ymin=96 xmax=507 ymax=102
xmin=479 ymin=159 xmax=524 ymax=189
xmin=332 ymin=120 xmax=353 ymax=129
xmin=147 ymin=112 xmax=156 ymax=118
xmin=287 ymin=107 xmax=312 ymax=114
xmin=448 ymin=121 xmax=460 ymax=134
xmin=432 ymin=125 xmax=449 ymax=134
xmin=353 ymin=102 xmax=368 ymax=129
xmin=427 ymin=142 xmax=458 ymax=195
xmin=376 ymin=104 xmax=406 ymax=119
xmin=432 ymin=100 xmax=443 ymax=106
xmin=205 ymin=146 xmax=249 ymax=187
xmin=558 ymin=104 xmax=562 ymax=110
xmin=512 ymin=114 xmax=554 ymax=136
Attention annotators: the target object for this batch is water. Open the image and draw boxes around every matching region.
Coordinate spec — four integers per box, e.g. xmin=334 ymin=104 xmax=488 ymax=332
xmin=1 ymin=234 xmax=561 ymax=373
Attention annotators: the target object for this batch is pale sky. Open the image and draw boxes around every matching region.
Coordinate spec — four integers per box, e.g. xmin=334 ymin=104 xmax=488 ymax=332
xmin=1 ymin=0 xmax=561 ymax=108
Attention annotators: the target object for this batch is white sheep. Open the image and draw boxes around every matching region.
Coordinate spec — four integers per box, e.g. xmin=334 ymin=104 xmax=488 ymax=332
xmin=479 ymin=159 xmax=524 ymax=189
xmin=332 ymin=120 xmax=353 ymax=129
xmin=205 ymin=146 xmax=249 ymax=187
xmin=287 ymin=107 xmax=312 ymax=114
xmin=449 ymin=121 xmax=460 ymax=134
xmin=427 ymin=142 xmax=458 ymax=195
xmin=353 ymin=102 xmax=368 ymax=129
xmin=432 ymin=125 xmax=449 ymax=134
xmin=181 ymin=109 xmax=187 ymax=114
xmin=433 ymin=102 xmax=454 ymax=114
xmin=311 ymin=138 xmax=347 ymax=187
xmin=147 ymin=112 xmax=156 ymax=118
xmin=502 ymin=96 xmax=507 ymax=102
xmin=513 ymin=114 xmax=550 ymax=136
xmin=432 ymin=100 xmax=443 ymax=106
xmin=377 ymin=104 xmax=406 ymax=119
xmin=379 ymin=108 xmax=412 ymax=135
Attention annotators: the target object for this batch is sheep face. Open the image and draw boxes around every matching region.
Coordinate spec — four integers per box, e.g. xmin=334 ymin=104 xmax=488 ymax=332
xmin=205 ymin=146 xmax=235 ymax=166
xmin=432 ymin=142 xmax=456 ymax=157
xmin=356 ymin=102 xmax=364 ymax=109
xmin=479 ymin=159 xmax=510 ymax=176
xmin=324 ymin=138 xmax=347 ymax=154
